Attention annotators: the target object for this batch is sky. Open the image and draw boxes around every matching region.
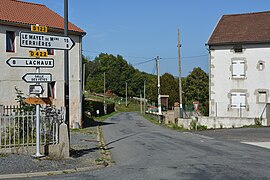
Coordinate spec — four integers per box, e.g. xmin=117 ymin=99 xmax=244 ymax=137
xmin=25 ymin=0 xmax=270 ymax=77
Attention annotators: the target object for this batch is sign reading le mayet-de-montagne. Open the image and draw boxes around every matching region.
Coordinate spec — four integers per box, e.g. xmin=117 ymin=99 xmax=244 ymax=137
xmin=6 ymin=57 xmax=54 ymax=68
xmin=20 ymin=32 xmax=75 ymax=50
xmin=22 ymin=73 xmax=52 ymax=83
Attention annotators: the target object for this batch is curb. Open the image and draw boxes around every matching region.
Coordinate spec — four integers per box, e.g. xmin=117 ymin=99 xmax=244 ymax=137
xmin=0 ymin=166 xmax=102 ymax=179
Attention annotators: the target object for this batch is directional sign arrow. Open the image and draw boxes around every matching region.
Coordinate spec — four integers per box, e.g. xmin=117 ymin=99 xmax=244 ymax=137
xmin=6 ymin=57 xmax=54 ymax=68
xmin=20 ymin=31 xmax=75 ymax=50
xmin=29 ymin=85 xmax=44 ymax=94
xmin=22 ymin=73 xmax=52 ymax=83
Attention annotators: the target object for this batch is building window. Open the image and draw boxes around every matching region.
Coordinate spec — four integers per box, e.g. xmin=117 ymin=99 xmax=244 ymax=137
xmin=6 ymin=31 xmax=15 ymax=52
xmin=231 ymin=92 xmax=246 ymax=108
xmin=258 ymin=91 xmax=267 ymax=103
xmin=48 ymin=81 xmax=56 ymax=99
xmin=257 ymin=61 xmax=265 ymax=71
xmin=232 ymin=60 xmax=245 ymax=79
xmin=233 ymin=45 xmax=243 ymax=53
xmin=47 ymin=49 xmax=54 ymax=55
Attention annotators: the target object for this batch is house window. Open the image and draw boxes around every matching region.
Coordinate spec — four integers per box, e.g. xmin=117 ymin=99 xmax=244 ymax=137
xmin=258 ymin=91 xmax=267 ymax=103
xmin=232 ymin=60 xmax=245 ymax=79
xmin=257 ymin=61 xmax=265 ymax=71
xmin=233 ymin=45 xmax=243 ymax=53
xmin=48 ymin=81 xmax=56 ymax=99
xmin=231 ymin=92 xmax=246 ymax=108
xmin=47 ymin=49 xmax=54 ymax=55
xmin=6 ymin=31 xmax=15 ymax=52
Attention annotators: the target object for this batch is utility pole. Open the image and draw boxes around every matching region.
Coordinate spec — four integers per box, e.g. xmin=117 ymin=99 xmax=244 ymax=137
xmin=64 ymin=0 xmax=70 ymax=134
xmin=178 ymin=29 xmax=183 ymax=118
xmin=143 ymin=80 xmax=146 ymax=114
xmin=103 ymin=72 xmax=106 ymax=114
xmin=126 ymin=82 xmax=128 ymax=107
xmin=156 ymin=56 xmax=162 ymax=116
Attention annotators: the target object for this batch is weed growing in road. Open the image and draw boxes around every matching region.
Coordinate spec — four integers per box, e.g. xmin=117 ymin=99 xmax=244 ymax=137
xmin=0 ymin=153 xmax=7 ymax=158
xmin=47 ymin=173 xmax=55 ymax=176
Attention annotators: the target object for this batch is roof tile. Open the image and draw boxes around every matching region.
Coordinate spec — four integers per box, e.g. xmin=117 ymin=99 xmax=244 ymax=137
xmin=0 ymin=0 xmax=85 ymax=34
xmin=208 ymin=11 xmax=270 ymax=45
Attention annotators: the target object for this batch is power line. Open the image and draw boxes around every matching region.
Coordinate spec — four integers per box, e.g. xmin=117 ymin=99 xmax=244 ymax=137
xmin=133 ymin=58 xmax=156 ymax=66
xmin=161 ymin=54 xmax=208 ymax=60
xmin=133 ymin=54 xmax=208 ymax=67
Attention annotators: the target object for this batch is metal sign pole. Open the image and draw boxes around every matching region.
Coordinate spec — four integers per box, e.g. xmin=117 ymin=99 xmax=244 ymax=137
xmin=33 ymin=42 xmax=44 ymax=158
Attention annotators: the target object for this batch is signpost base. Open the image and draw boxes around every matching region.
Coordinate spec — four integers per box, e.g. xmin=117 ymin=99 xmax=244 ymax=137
xmin=31 ymin=154 xmax=45 ymax=159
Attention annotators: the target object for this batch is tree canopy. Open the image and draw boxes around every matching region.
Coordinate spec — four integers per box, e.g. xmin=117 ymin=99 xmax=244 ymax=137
xmin=83 ymin=54 xmax=209 ymax=115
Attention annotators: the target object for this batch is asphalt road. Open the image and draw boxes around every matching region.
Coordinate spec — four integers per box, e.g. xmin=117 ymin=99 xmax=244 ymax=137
xmin=29 ymin=112 xmax=270 ymax=180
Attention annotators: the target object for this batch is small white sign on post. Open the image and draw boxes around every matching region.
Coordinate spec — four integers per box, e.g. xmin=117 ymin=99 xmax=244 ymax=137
xmin=29 ymin=85 xmax=44 ymax=94
xmin=22 ymin=73 xmax=52 ymax=83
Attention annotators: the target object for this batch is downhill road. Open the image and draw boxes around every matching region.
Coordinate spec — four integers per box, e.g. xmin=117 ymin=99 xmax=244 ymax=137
xmin=31 ymin=112 xmax=270 ymax=180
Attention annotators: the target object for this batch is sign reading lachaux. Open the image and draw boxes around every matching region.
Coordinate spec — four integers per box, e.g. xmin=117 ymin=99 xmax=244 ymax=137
xmin=20 ymin=32 xmax=75 ymax=50
xmin=6 ymin=57 xmax=54 ymax=68
xmin=22 ymin=73 xmax=52 ymax=83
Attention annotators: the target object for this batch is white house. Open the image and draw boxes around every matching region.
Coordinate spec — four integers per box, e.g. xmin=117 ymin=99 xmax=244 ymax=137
xmin=207 ymin=11 xmax=270 ymax=125
xmin=0 ymin=0 xmax=86 ymax=127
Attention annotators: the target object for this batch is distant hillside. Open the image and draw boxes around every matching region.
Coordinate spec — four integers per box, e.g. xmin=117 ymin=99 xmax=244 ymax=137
xmin=83 ymin=53 xmax=209 ymax=115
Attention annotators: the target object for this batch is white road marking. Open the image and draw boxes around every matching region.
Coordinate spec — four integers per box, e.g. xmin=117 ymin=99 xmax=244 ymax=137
xmin=241 ymin=142 xmax=270 ymax=150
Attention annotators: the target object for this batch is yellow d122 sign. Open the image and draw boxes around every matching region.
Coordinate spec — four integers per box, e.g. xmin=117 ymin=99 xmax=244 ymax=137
xmin=29 ymin=50 xmax=48 ymax=57
xmin=31 ymin=25 xmax=48 ymax=33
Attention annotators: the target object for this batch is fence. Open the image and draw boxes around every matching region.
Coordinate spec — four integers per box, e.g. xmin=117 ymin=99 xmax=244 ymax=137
xmin=0 ymin=105 xmax=64 ymax=149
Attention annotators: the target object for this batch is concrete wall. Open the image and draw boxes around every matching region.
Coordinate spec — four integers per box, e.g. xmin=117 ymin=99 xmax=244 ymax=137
xmin=0 ymin=24 xmax=83 ymax=128
xmin=177 ymin=116 xmax=267 ymax=130
xmin=209 ymin=44 xmax=270 ymax=119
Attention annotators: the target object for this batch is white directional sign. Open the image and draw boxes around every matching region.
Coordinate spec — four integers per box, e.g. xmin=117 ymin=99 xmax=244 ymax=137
xmin=6 ymin=57 xmax=54 ymax=68
xmin=29 ymin=85 xmax=44 ymax=94
xmin=22 ymin=73 xmax=52 ymax=83
xmin=20 ymin=32 xmax=75 ymax=50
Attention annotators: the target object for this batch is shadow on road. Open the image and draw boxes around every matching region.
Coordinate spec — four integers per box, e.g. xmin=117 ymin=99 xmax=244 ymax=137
xmin=105 ymin=133 xmax=138 ymax=147
xmin=83 ymin=115 xmax=115 ymax=128
xmin=70 ymin=147 xmax=100 ymax=158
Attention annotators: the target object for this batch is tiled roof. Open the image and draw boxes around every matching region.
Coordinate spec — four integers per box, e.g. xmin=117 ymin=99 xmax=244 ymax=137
xmin=0 ymin=0 xmax=85 ymax=34
xmin=208 ymin=11 xmax=270 ymax=45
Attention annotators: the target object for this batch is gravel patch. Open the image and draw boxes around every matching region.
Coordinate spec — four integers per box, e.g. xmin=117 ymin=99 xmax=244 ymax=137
xmin=0 ymin=126 xmax=101 ymax=175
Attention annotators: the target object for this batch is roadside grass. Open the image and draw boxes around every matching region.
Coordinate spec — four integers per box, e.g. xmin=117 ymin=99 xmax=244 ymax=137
xmin=115 ymin=102 xmax=140 ymax=112
xmin=143 ymin=113 xmax=187 ymax=131
xmin=94 ymin=111 xmax=118 ymax=122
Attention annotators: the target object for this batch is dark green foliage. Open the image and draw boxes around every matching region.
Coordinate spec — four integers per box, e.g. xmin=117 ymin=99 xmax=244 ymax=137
xmin=14 ymin=87 xmax=35 ymax=112
xmin=160 ymin=73 xmax=179 ymax=108
xmin=84 ymin=99 xmax=115 ymax=117
xmin=84 ymin=54 xmax=209 ymax=116
xmin=85 ymin=53 xmax=155 ymax=99
xmin=183 ymin=67 xmax=209 ymax=116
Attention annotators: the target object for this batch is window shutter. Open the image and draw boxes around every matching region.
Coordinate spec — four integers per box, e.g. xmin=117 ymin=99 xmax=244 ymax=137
xmin=231 ymin=92 xmax=246 ymax=108
xmin=232 ymin=60 xmax=245 ymax=78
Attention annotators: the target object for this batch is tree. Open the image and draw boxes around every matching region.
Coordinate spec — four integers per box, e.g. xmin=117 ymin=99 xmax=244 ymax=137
xmin=160 ymin=73 xmax=178 ymax=107
xmin=183 ymin=67 xmax=209 ymax=115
